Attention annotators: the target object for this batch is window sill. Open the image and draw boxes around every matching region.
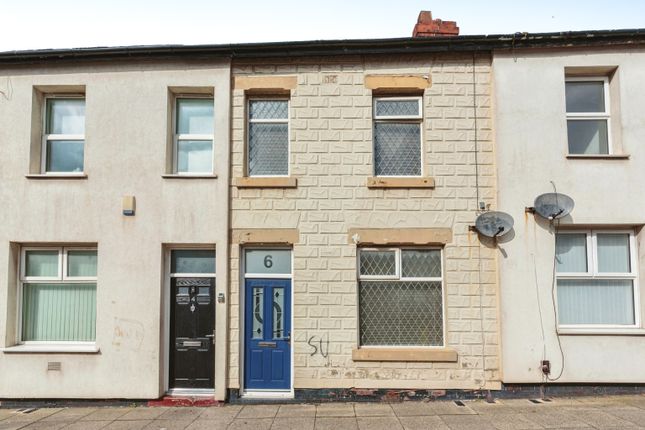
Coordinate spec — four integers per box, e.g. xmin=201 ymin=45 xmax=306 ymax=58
xmin=558 ymin=328 xmax=645 ymax=336
xmin=367 ymin=177 xmax=435 ymax=189
xmin=161 ymin=174 xmax=218 ymax=179
xmin=25 ymin=173 xmax=88 ymax=180
xmin=352 ymin=347 xmax=457 ymax=362
xmin=233 ymin=177 xmax=297 ymax=188
xmin=566 ymin=154 xmax=630 ymax=160
xmin=2 ymin=344 xmax=100 ymax=354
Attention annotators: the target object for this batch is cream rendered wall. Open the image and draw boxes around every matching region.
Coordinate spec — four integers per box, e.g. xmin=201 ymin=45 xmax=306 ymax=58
xmin=0 ymin=59 xmax=231 ymax=399
xmin=494 ymin=48 xmax=645 ymax=383
xmin=229 ymin=54 xmax=501 ymax=391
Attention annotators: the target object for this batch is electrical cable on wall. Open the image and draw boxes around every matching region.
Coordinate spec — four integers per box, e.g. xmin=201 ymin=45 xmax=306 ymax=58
xmin=532 ymin=254 xmax=548 ymax=383
xmin=546 ymin=180 xmax=566 ymax=381
xmin=471 ymin=52 xmax=488 ymax=391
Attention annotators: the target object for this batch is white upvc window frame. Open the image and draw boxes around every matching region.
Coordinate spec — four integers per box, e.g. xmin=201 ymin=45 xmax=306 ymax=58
xmin=556 ymin=229 xmax=640 ymax=330
xmin=357 ymin=248 xmax=400 ymax=280
xmin=565 ymin=76 xmax=612 ymax=155
xmin=18 ymin=246 xmax=98 ymax=346
xmin=41 ymin=94 xmax=86 ymax=175
xmin=357 ymin=247 xmax=445 ymax=348
xmin=172 ymin=95 xmax=215 ymax=175
xmin=246 ymin=97 xmax=291 ymax=178
xmin=372 ymin=96 xmax=424 ymax=178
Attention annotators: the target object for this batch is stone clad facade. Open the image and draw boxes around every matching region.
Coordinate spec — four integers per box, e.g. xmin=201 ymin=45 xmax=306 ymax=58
xmin=228 ymin=53 xmax=500 ymax=392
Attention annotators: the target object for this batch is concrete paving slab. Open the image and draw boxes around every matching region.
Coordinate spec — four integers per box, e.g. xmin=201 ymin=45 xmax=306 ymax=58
xmin=42 ymin=407 xmax=97 ymax=422
xmin=565 ymin=408 xmax=639 ymax=429
xmin=271 ymin=417 xmax=315 ymax=430
xmin=118 ymin=408 xmax=168 ymax=421
xmin=18 ymin=422 xmax=67 ymax=430
xmin=440 ymin=415 xmax=497 ymax=430
xmin=103 ymin=420 xmax=153 ymax=430
xmin=63 ymin=420 xmax=114 ymax=429
xmin=427 ymin=402 xmax=476 ymax=415
xmin=353 ymin=403 xmax=395 ymax=417
xmin=142 ymin=419 xmax=194 ymax=429
xmin=391 ymin=402 xmax=437 ymax=417
xmin=522 ymin=411 xmax=590 ymax=428
xmin=316 ymin=404 xmax=355 ymax=417
xmin=228 ymin=418 xmax=273 ymax=430
xmin=602 ymin=406 xmax=645 ymax=426
xmin=276 ymin=404 xmax=317 ymax=418
xmin=398 ymin=416 xmax=450 ymax=430
xmin=314 ymin=417 xmax=358 ymax=430
xmin=237 ymin=405 xmax=280 ymax=419
xmin=483 ymin=413 xmax=543 ymax=430
xmin=198 ymin=405 xmax=242 ymax=421
xmin=80 ymin=408 xmax=132 ymax=421
xmin=157 ymin=407 xmax=204 ymax=421
xmin=1 ymin=408 xmax=63 ymax=423
xmin=0 ymin=410 xmax=16 ymax=421
xmin=356 ymin=416 xmax=403 ymax=430
xmin=575 ymin=395 xmax=642 ymax=406
xmin=0 ymin=423 xmax=26 ymax=430
xmin=185 ymin=419 xmax=230 ymax=430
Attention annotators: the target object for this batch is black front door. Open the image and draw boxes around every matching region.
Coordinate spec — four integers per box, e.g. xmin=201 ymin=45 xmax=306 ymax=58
xmin=169 ymin=277 xmax=215 ymax=389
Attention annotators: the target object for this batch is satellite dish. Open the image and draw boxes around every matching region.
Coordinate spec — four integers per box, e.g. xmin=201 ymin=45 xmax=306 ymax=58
xmin=474 ymin=211 xmax=514 ymax=238
xmin=533 ymin=193 xmax=574 ymax=220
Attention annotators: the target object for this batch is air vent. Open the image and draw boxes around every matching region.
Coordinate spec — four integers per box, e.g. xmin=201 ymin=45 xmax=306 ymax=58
xmin=47 ymin=361 xmax=61 ymax=371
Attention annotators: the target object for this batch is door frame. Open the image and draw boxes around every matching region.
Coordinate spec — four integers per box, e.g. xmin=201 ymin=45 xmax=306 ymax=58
xmin=239 ymin=246 xmax=294 ymax=398
xmin=162 ymin=245 xmax=217 ymax=396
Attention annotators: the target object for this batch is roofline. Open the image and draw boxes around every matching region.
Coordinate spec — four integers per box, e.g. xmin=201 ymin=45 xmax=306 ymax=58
xmin=1 ymin=28 xmax=645 ymax=64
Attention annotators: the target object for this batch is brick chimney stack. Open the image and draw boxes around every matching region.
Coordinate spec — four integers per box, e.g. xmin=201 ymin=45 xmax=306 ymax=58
xmin=412 ymin=11 xmax=459 ymax=37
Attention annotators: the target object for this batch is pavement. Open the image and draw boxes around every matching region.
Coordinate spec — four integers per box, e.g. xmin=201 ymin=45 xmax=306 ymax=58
xmin=2 ymin=395 xmax=645 ymax=429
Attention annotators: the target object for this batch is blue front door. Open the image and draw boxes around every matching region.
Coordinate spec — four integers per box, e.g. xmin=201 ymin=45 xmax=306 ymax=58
xmin=244 ymin=278 xmax=291 ymax=390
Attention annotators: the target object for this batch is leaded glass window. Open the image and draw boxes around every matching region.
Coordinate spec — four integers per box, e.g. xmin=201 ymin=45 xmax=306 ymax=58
xmin=248 ymin=99 xmax=289 ymax=176
xmin=358 ymin=248 xmax=443 ymax=346
xmin=373 ymin=97 xmax=422 ymax=176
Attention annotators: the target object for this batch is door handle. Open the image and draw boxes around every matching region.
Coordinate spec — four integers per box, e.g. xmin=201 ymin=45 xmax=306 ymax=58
xmin=284 ymin=332 xmax=291 ymax=345
xmin=205 ymin=332 xmax=215 ymax=345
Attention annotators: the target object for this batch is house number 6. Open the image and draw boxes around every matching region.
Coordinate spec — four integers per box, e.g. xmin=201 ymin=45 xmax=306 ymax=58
xmin=264 ymin=255 xmax=273 ymax=268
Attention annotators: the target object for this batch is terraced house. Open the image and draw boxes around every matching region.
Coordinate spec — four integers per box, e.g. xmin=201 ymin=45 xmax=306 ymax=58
xmin=0 ymin=12 xmax=644 ymax=403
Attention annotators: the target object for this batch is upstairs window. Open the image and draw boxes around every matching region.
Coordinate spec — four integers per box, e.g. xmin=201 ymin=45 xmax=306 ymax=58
xmin=247 ymin=99 xmax=289 ymax=176
xmin=174 ymin=97 xmax=214 ymax=174
xmin=43 ymin=97 xmax=85 ymax=173
xmin=556 ymin=231 xmax=638 ymax=327
xmin=373 ymin=97 xmax=422 ymax=176
xmin=565 ymin=78 xmax=610 ymax=155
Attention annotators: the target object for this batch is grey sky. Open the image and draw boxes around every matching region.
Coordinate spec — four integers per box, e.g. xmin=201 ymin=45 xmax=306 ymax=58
xmin=1 ymin=0 xmax=643 ymax=51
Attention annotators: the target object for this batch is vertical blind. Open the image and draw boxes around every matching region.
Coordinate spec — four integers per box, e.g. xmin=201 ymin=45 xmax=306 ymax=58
xmin=22 ymin=283 xmax=96 ymax=341
xmin=556 ymin=232 xmax=634 ymax=325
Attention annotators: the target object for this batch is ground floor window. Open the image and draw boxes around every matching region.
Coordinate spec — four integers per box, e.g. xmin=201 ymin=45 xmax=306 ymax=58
xmin=556 ymin=230 xmax=638 ymax=326
xmin=358 ymin=248 xmax=444 ymax=346
xmin=20 ymin=247 xmax=97 ymax=342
